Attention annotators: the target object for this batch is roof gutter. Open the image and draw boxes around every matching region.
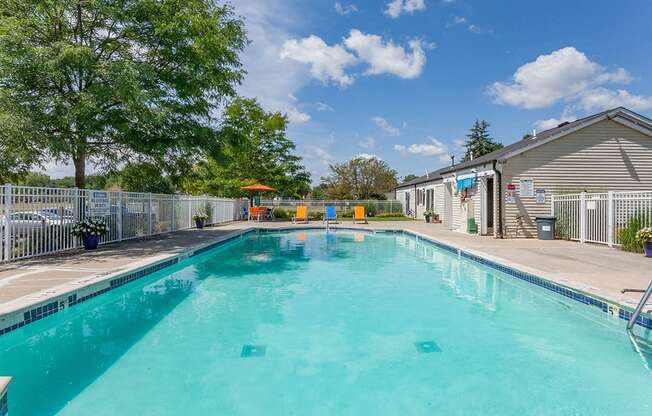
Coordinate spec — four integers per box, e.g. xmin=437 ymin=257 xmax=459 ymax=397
xmin=493 ymin=160 xmax=503 ymax=239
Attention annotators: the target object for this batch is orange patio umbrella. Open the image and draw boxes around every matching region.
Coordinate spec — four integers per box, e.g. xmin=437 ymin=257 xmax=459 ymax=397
xmin=240 ymin=183 xmax=276 ymax=192
xmin=240 ymin=183 xmax=276 ymax=208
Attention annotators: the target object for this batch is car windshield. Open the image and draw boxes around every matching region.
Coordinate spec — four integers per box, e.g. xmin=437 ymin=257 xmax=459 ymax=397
xmin=40 ymin=212 xmax=62 ymax=220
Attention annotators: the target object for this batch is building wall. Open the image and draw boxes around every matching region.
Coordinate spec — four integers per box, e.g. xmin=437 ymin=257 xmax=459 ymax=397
xmin=501 ymin=118 xmax=652 ymax=237
xmin=434 ymin=184 xmax=445 ymax=220
xmin=394 ymin=188 xmax=413 ymax=216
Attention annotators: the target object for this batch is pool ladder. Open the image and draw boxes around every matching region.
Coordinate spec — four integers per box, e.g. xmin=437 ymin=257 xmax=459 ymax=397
xmin=625 ymin=280 xmax=652 ymax=331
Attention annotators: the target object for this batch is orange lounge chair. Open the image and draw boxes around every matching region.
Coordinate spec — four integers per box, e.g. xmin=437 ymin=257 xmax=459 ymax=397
xmin=353 ymin=206 xmax=368 ymax=224
xmin=292 ymin=206 xmax=309 ymax=224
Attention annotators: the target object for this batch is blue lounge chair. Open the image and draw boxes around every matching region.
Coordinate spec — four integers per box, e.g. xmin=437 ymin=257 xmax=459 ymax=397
xmin=324 ymin=205 xmax=338 ymax=224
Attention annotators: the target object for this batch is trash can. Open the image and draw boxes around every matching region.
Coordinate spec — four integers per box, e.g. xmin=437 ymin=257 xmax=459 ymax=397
xmin=535 ymin=216 xmax=557 ymax=240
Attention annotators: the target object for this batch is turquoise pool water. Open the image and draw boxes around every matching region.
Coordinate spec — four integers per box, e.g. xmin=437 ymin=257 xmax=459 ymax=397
xmin=1 ymin=230 xmax=651 ymax=415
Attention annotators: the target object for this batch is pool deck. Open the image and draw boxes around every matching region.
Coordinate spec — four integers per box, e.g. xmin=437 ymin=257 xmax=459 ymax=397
xmin=1 ymin=220 xmax=651 ymax=318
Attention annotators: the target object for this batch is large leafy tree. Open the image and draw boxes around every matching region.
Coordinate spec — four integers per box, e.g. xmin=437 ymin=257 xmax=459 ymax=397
xmin=182 ymin=98 xmax=311 ymax=198
xmin=462 ymin=120 xmax=503 ymax=162
xmin=321 ymin=156 xmax=398 ymax=200
xmin=0 ymin=0 xmax=247 ymax=188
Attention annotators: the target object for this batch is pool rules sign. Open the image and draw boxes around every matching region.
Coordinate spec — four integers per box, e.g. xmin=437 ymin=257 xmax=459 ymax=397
xmin=90 ymin=191 xmax=110 ymax=216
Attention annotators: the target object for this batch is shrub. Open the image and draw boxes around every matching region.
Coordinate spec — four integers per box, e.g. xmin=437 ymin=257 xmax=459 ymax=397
xmin=272 ymin=207 xmax=290 ymax=220
xmin=375 ymin=212 xmax=407 ymax=218
xmin=619 ymin=212 xmax=652 ymax=253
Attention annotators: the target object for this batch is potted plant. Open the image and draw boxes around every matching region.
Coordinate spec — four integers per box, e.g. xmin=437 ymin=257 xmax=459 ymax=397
xmin=72 ymin=218 xmax=109 ymax=250
xmin=192 ymin=210 xmax=209 ymax=229
xmin=424 ymin=210 xmax=434 ymax=223
xmin=635 ymin=227 xmax=652 ymax=257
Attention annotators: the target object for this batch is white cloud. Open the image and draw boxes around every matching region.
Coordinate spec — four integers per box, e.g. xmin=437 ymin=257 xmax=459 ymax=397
xmin=335 ymin=2 xmax=358 ymax=15
xmin=315 ymin=102 xmax=334 ymax=112
xmin=488 ymin=47 xmax=632 ymax=109
xmin=358 ymin=136 xmax=377 ymax=149
xmin=286 ymin=108 xmax=311 ymax=123
xmin=576 ymin=88 xmax=652 ymax=112
xmin=281 ymin=29 xmax=429 ymax=86
xmin=447 ymin=16 xmax=467 ymax=26
xmin=394 ymin=137 xmax=448 ymax=157
xmin=230 ymin=0 xmax=314 ymax=125
xmin=385 ymin=0 xmax=426 ymax=18
xmin=344 ymin=29 xmax=427 ymax=79
xmin=280 ymin=35 xmax=356 ymax=87
xmin=372 ymin=116 xmax=400 ymax=136
xmin=532 ymin=105 xmax=577 ymax=131
xmin=356 ymin=153 xmax=380 ymax=160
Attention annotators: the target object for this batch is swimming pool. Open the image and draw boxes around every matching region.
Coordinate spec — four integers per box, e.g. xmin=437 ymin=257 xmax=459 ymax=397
xmin=0 ymin=229 xmax=651 ymax=415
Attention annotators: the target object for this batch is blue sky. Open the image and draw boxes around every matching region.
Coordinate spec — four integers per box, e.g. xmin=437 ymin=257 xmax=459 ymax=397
xmin=231 ymin=0 xmax=652 ymax=182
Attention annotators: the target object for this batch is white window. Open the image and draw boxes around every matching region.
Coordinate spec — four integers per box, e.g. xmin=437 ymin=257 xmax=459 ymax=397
xmin=519 ymin=178 xmax=534 ymax=198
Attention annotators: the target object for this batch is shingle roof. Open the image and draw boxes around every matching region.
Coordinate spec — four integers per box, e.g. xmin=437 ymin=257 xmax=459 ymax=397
xmin=440 ymin=106 xmax=652 ymax=174
xmin=395 ymin=166 xmax=449 ymax=189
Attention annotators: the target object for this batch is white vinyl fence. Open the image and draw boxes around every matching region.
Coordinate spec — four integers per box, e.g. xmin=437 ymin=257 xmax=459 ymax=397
xmin=259 ymin=199 xmax=404 ymax=216
xmin=551 ymin=191 xmax=652 ymax=246
xmin=0 ymin=184 xmax=245 ymax=262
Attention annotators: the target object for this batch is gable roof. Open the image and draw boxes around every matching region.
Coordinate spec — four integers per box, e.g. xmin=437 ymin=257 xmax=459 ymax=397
xmin=395 ymin=166 xmax=449 ymax=190
xmin=440 ymin=107 xmax=652 ymax=175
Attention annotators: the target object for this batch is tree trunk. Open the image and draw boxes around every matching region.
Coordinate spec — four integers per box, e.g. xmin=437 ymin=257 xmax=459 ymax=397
xmin=73 ymin=150 xmax=86 ymax=189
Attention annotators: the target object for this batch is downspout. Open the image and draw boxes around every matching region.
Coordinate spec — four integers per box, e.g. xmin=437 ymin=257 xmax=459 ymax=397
xmin=493 ymin=160 xmax=503 ymax=239
xmin=413 ymin=184 xmax=417 ymax=218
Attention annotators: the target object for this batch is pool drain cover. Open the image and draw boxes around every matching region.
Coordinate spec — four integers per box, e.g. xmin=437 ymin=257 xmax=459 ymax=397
xmin=414 ymin=341 xmax=441 ymax=353
xmin=241 ymin=344 xmax=266 ymax=358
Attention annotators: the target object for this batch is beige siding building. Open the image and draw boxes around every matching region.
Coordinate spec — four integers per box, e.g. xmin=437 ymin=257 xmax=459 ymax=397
xmin=437 ymin=107 xmax=652 ymax=238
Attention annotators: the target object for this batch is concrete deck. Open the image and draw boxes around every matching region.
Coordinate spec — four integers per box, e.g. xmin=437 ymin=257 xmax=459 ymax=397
xmin=1 ymin=220 xmax=651 ymax=316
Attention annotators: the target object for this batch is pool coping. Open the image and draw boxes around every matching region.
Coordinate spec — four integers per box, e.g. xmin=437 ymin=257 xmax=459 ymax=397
xmin=0 ymin=377 xmax=10 ymax=416
xmin=0 ymin=224 xmax=650 ymax=339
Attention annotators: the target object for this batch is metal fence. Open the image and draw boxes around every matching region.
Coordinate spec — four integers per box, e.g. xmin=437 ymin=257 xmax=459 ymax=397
xmin=551 ymin=191 xmax=652 ymax=246
xmin=1 ymin=184 xmax=245 ymax=262
xmin=259 ymin=199 xmax=404 ymax=217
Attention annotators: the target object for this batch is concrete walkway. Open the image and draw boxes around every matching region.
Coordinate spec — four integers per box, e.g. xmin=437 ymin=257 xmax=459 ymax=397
xmin=1 ymin=220 xmax=651 ymax=315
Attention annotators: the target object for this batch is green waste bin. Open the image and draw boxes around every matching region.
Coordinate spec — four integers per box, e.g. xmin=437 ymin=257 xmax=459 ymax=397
xmin=535 ymin=216 xmax=557 ymax=240
xmin=467 ymin=218 xmax=477 ymax=234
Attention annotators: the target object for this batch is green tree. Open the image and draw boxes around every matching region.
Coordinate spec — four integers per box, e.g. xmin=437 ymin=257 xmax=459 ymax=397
xmin=16 ymin=172 xmax=54 ymax=187
xmin=0 ymin=0 xmax=247 ymax=188
xmin=402 ymin=174 xmax=419 ymax=183
xmin=321 ymin=156 xmax=398 ymax=200
xmin=115 ymin=162 xmax=175 ymax=194
xmin=462 ymin=120 xmax=503 ymax=162
xmin=182 ymin=98 xmax=311 ymax=198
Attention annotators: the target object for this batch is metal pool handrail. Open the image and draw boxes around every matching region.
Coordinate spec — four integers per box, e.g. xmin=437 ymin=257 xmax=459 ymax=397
xmin=627 ymin=280 xmax=652 ymax=331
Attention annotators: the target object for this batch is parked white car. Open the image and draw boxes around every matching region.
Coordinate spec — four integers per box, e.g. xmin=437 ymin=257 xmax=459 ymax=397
xmin=0 ymin=211 xmax=72 ymax=234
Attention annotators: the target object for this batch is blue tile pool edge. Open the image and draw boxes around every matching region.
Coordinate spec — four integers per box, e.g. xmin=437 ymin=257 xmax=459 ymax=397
xmin=1 ymin=225 xmax=649 ymax=337
xmin=0 ymin=228 xmax=256 ymax=338
xmin=399 ymin=229 xmax=652 ymax=332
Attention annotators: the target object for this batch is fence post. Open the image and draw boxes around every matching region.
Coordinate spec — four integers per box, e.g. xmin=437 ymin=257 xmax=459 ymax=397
xmin=148 ymin=193 xmax=153 ymax=235
xmin=171 ymin=195 xmax=176 ymax=231
xmin=117 ymin=191 xmax=123 ymax=242
xmin=580 ymin=191 xmax=587 ymax=243
xmin=188 ymin=196 xmax=192 ymax=229
xmin=607 ymin=191 xmax=614 ymax=247
xmin=550 ymin=195 xmax=555 ymax=216
xmin=3 ymin=184 xmax=11 ymax=261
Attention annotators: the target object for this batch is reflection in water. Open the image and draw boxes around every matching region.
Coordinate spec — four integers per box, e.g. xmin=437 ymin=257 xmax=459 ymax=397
xmin=0 ymin=273 xmax=196 ymax=416
xmin=405 ymin=237 xmax=499 ymax=311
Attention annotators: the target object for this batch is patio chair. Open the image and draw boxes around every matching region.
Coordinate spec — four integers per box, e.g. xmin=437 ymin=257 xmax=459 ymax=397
xmin=241 ymin=206 xmax=249 ymax=221
xmin=324 ymin=205 xmax=338 ymax=224
xmin=292 ymin=206 xmax=309 ymax=224
xmin=353 ymin=206 xmax=368 ymax=224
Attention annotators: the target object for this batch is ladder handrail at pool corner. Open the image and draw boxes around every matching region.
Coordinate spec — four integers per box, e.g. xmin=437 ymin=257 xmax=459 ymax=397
xmin=626 ymin=280 xmax=652 ymax=331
